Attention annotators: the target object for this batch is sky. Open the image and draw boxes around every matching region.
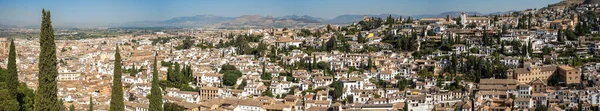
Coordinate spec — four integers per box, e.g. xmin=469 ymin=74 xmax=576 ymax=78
xmin=0 ymin=0 xmax=561 ymax=26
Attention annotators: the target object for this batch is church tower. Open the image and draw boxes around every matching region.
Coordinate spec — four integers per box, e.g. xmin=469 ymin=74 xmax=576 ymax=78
xmin=460 ymin=12 xmax=467 ymax=28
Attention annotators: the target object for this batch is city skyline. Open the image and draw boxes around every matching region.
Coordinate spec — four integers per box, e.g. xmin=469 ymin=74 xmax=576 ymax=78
xmin=1 ymin=0 xmax=600 ymax=111
xmin=0 ymin=0 xmax=560 ymax=26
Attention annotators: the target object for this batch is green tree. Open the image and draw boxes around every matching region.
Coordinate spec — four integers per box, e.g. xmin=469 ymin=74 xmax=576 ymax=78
xmin=535 ymin=104 xmax=547 ymax=111
xmin=0 ymin=66 xmax=4 ymax=82
xmin=35 ymin=9 xmax=61 ymax=111
xmin=130 ymin=64 xmax=138 ymax=77
xmin=263 ymin=88 xmax=274 ymax=97
xmin=89 ymin=96 xmax=93 ymax=111
xmin=403 ymin=101 xmax=408 ymax=111
xmin=261 ymin=63 xmax=271 ymax=80
xmin=367 ymin=56 xmax=373 ymax=69
xmin=149 ymin=56 xmax=164 ymax=111
xmin=386 ymin=15 xmax=394 ymax=25
xmin=7 ymin=40 xmax=19 ymax=101
xmin=163 ymin=102 xmax=184 ymax=111
xmin=167 ymin=65 xmax=174 ymax=83
xmin=330 ymin=80 xmax=343 ymax=101
xmin=357 ymin=32 xmax=366 ymax=43
xmin=17 ymin=82 xmax=35 ymax=111
xmin=69 ymin=104 xmax=75 ymax=111
xmin=109 ymin=46 xmax=124 ymax=111
xmin=58 ymin=99 xmax=65 ymax=111
xmin=237 ymin=80 xmax=247 ymax=90
xmin=0 ymin=87 xmax=19 ymax=111
xmin=220 ymin=64 xmax=242 ymax=86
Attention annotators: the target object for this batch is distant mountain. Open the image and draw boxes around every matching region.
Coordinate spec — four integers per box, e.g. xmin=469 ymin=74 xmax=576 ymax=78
xmin=121 ymin=14 xmax=234 ymax=27
xmin=327 ymin=14 xmax=403 ymax=24
xmin=117 ymin=11 xmax=516 ymax=28
xmin=277 ymin=15 xmax=326 ymax=23
xmin=0 ymin=24 xmax=17 ymax=29
xmin=217 ymin=15 xmax=321 ymax=28
xmin=163 ymin=15 xmax=234 ymax=25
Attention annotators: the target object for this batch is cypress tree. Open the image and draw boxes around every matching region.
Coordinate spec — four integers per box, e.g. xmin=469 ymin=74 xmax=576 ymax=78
xmin=109 ymin=45 xmax=124 ymax=111
xmin=130 ymin=63 xmax=137 ymax=77
xmin=167 ymin=65 xmax=173 ymax=82
xmin=7 ymin=40 xmax=19 ymax=102
xmin=69 ymin=104 xmax=75 ymax=111
xmin=0 ymin=40 xmax=20 ymax=111
xmin=89 ymin=96 xmax=93 ymax=111
xmin=174 ymin=62 xmax=180 ymax=83
xmin=35 ymin=9 xmax=61 ymax=111
xmin=149 ymin=56 xmax=163 ymax=111
xmin=58 ymin=99 xmax=65 ymax=111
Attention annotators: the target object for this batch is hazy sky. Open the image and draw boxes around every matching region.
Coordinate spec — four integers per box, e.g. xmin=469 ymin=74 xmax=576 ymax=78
xmin=0 ymin=0 xmax=561 ymax=26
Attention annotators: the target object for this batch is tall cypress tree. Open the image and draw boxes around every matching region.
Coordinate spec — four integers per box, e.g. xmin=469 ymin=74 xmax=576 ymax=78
xmin=69 ymin=104 xmax=75 ymax=111
xmin=89 ymin=96 xmax=93 ymax=111
xmin=149 ymin=56 xmax=163 ymax=111
xmin=0 ymin=40 xmax=19 ymax=111
xmin=35 ymin=9 xmax=61 ymax=111
xmin=7 ymin=40 xmax=19 ymax=102
xmin=109 ymin=45 xmax=124 ymax=111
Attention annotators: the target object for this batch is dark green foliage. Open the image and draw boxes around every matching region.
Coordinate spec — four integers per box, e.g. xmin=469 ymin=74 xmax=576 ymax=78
xmin=358 ymin=17 xmax=383 ymax=31
xmin=0 ymin=39 xmax=20 ymax=111
xmin=0 ymin=41 xmax=35 ymax=111
xmin=357 ymin=32 xmax=367 ymax=43
xmin=263 ymin=88 xmax=274 ymax=97
xmin=17 ymin=82 xmax=35 ymax=111
xmin=260 ymin=63 xmax=271 ymax=80
xmin=382 ymin=33 xmax=417 ymax=52
xmin=161 ymin=61 xmax=173 ymax=67
xmin=7 ymin=40 xmax=19 ymax=100
xmin=163 ymin=102 xmax=184 ymax=111
xmin=89 ymin=96 xmax=93 ymax=111
xmin=534 ymin=104 xmax=547 ymax=111
xmin=217 ymin=34 xmax=264 ymax=56
xmin=165 ymin=62 xmax=194 ymax=88
xmin=330 ymin=80 xmax=343 ymax=101
xmin=69 ymin=104 xmax=75 ymax=111
xmin=220 ymin=64 xmax=242 ymax=86
xmin=0 ymin=67 xmax=4 ymax=82
xmin=167 ymin=65 xmax=174 ymax=82
xmin=386 ymin=15 xmax=395 ymax=25
xmin=237 ymin=80 xmax=247 ymax=90
xmin=150 ymin=56 xmax=164 ymax=111
xmin=35 ymin=9 xmax=61 ymax=111
xmin=396 ymin=77 xmax=409 ymax=91
xmin=458 ymin=55 xmax=508 ymax=82
xmin=297 ymin=29 xmax=312 ymax=37
xmin=151 ymin=37 xmax=172 ymax=45
xmin=109 ymin=46 xmax=124 ymax=111
xmin=129 ymin=64 xmax=138 ymax=77
xmin=175 ymin=37 xmax=195 ymax=50
xmin=403 ymin=101 xmax=408 ymax=111
xmin=0 ymin=84 xmax=20 ymax=111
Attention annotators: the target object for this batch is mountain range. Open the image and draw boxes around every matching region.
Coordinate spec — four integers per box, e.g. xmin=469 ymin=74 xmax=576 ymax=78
xmin=0 ymin=11 xmax=515 ymax=28
xmin=119 ymin=11 xmax=516 ymax=28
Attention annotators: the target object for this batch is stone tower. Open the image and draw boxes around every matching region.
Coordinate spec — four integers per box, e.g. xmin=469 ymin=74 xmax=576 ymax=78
xmin=460 ymin=12 xmax=467 ymax=28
